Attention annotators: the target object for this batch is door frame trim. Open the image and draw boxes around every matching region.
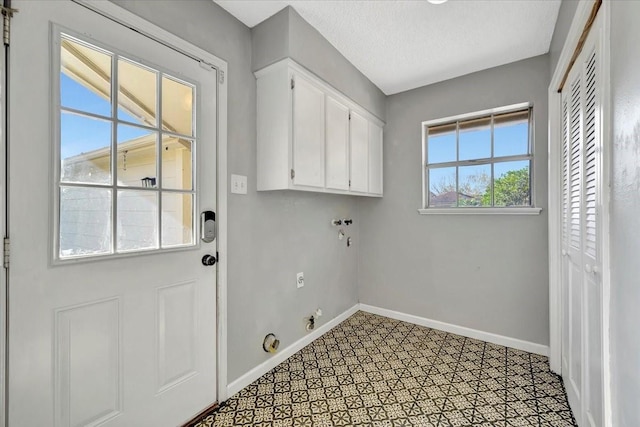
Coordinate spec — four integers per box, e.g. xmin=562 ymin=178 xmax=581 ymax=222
xmin=547 ymin=0 xmax=611 ymax=425
xmin=0 ymin=15 xmax=6 ymax=426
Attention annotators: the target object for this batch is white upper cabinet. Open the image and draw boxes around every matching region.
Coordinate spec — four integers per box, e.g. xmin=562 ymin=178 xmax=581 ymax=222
xmin=292 ymin=75 xmax=325 ymax=188
xmin=349 ymin=111 xmax=369 ymax=193
xmin=325 ymin=96 xmax=350 ymax=190
xmin=256 ymin=59 xmax=384 ymax=197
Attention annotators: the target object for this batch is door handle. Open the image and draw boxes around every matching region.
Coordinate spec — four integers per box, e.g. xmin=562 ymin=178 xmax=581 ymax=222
xmin=585 ymin=264 xmax=592 ymax=274
xmin=202 ymin=254 xmax=217 ymax=266
xmin=561 ymin=249 xmax=567 ymax=256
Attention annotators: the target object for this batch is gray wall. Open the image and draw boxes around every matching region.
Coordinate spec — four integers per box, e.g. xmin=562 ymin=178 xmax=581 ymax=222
xmin=358 ymin=55 xmax=551 ymax=346
xmin=252 ymin=7 xmax=386 ymax=120
xmin=110 ymin=0 xmax=364 ymax=383
xmin=549 ymin=0 xmax=580 ymax=75
xmin=610 ymin=1 xmax=640 ymax=425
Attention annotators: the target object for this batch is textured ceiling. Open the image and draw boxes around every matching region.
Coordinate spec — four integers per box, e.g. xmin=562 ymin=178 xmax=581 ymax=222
xmin=215 ymin=0 xmax=561 ymax=95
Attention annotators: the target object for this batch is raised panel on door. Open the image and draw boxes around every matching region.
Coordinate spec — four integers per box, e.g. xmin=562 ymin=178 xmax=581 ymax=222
xmin=292 ymin=74 xmax=325 ymax=188
xmin=325 ymin=96 xmax=350 ymax=190
xmin=368 ymin=121 xmax=383 ymax=195
xmin=349 ymin=111 xmax=369 ymax=193
xmin=55 ymin=298 xmax=121 ymax=427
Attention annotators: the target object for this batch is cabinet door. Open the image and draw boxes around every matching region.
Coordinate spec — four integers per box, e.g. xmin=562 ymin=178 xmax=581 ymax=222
xmin=292 ymin=74 xmax=325 ymax=188
xmin=368 ymin=121 xmax=383 ymax=195
xmin=325 ymin=96 xmax=350 ymax=190
xmin=349 ymin=111 xmax=369 ymax=193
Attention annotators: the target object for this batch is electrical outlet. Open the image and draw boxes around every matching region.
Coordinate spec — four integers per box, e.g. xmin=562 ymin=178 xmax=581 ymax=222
xmin=230 ymin=174 xmax=247 ymax=194
xmin=296 ymin=272 xmax=304 ymax=288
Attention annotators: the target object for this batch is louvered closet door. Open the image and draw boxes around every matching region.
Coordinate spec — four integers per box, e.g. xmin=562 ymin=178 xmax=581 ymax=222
xmin=581 ymin=36 xmax=603 ymax=427
xmin=562 ymin=71 xmax=584 ymax=424
xmin=560 ymin=11 xmax=604 ymax=427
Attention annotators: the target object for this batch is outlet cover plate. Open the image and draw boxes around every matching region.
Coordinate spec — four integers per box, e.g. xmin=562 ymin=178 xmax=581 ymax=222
xmin=296 ymin=272 xmax=304 ymax=288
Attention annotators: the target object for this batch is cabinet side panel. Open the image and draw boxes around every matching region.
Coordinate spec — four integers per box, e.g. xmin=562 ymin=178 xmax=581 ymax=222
xmin=257 ymin=68 xmax=290 ymax=190
xmin=368 ymin=122 xmax=383 ymax=195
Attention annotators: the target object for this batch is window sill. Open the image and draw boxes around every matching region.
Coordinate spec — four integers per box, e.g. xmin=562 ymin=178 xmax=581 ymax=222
xmin=418 ymin=207 xmax=542 ymax=215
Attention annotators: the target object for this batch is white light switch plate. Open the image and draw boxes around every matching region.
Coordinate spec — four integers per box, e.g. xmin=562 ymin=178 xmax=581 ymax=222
xmin=231 ymin=174 xmax=247 ymax=194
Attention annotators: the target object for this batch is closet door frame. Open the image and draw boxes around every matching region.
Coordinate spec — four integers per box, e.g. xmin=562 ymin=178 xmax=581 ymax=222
xmin=548 ymin=1 xmax=612 ymax=426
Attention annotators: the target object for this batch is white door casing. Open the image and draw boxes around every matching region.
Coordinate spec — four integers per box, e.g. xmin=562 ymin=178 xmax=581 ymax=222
xmin=559 ymin=10 xmax=605 ymax=427
xmin=7 ymin=1 xmax=227 ymax=425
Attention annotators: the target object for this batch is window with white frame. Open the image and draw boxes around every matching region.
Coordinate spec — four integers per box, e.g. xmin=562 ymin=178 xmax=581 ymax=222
xmin=57 ymin=33 xmax=197 ymax=260
xmin=422 ymin=105 xmax=533 ymax=209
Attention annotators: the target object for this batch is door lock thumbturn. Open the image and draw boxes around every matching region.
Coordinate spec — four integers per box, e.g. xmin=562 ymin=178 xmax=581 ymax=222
xmin=202 ymin=254 xmax=217 ymax=266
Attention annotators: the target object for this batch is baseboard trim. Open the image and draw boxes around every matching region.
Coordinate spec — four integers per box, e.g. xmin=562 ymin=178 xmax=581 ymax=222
xmin=226 ymin=304 xmax=360 ymax=398
xmin=359 ymin=304 xmax=549 ymax=356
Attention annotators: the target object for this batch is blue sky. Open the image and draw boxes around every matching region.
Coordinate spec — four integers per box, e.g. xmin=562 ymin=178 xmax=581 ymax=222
xmin=427 ymin=119 xmax=530 ymax=195
xmin=60 ymin=74 xmax=150 ymax=159
xmin=428 ymin=121 xmax=529 ymax=164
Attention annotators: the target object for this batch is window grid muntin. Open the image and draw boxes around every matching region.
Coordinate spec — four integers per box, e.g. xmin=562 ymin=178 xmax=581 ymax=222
xmin=424 ymin=106 xmax=533 ymax=209
xmin=58 ymin=33 xmax=197 ymax=260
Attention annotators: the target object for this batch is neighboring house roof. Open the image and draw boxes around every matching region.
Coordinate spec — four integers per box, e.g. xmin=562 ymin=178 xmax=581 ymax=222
xmin=62 ymin=38 xmax=192 ymax=136
xmin=429 ymin=191 xmax=475 ymax=206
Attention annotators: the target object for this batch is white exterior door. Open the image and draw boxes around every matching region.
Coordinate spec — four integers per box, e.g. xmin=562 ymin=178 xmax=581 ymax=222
xmin=560 ymin=11 xmax=604 ymax=427
xmin=8 ymin=1 xmax=218 ymax=426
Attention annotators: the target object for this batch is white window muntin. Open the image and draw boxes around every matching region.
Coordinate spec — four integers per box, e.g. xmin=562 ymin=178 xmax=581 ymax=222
xmin=54 ymin=29 xmax=199 ymax=262
xmin=422 ymin=103 xmax=534 ymax=209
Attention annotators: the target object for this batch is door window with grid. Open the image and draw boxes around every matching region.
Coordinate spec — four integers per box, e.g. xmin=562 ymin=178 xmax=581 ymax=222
xmin=423 ymin=105 xmax=533 ymax=209
xmin=57 ymin=33 xmax=197 ymax=260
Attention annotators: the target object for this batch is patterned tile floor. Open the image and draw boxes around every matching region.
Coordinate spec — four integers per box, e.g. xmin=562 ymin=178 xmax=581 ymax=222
xmin=195 ymin=311 xmax=576 ymax=426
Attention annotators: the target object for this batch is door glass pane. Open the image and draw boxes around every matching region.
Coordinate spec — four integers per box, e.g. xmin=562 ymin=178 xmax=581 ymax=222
xmin=59 ymin=186 xmax=112 ymax=258
xmin=427 ymin=123 xmax=456 ymax=164
xmin=118 ymin=58 xmax=158 ymax=126
xmin=458 ymin=164 xmax=491 ymax=207
xmin=429 ymin=167 xmax=456 ymax=207
xmin=493 ymin=160 xmax=531 ymax=207
xmin=162 ymin=193 xmax=193 ymax=248
xmin=494 ymin=110 xmax=529 ymax=157
xmin=60 ymin=37 xmax=112 ymax=117
xmin=117 ymin=190 xmax=158 ymax=252
xmin=61 ymin=112 xmax=112 ymax=184
xmin=117 ymin=124 xmax=157 ymax=188
xmin=162 ymin=76 xmax=194 ymax=136
xmin=459 ymin=117 xmax=491 ymax=161
xmin=162 ymin=137 xmax=193 ymax=190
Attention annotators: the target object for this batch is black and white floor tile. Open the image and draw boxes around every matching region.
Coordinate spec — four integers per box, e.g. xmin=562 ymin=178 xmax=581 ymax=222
xmin=194 ymin=311 xmax=576 ymax=426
